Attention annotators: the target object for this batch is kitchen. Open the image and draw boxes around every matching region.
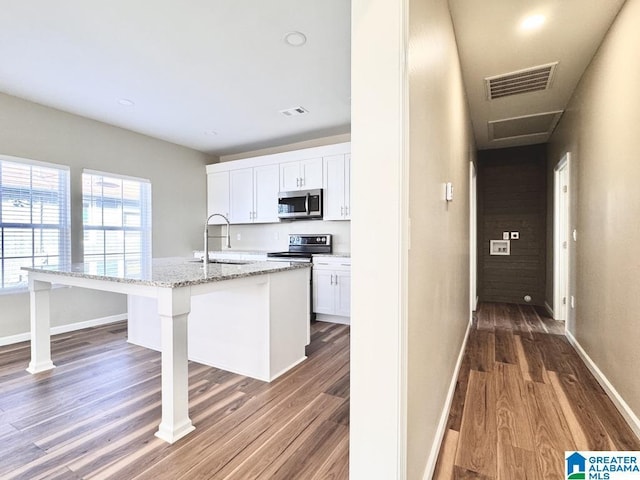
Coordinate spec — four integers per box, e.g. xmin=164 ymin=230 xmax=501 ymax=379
xmin=2 ymin=0 xmax=640 ymax=479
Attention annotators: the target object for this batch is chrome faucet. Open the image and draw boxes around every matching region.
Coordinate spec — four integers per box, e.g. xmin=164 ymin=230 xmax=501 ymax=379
xmin=204 ymin=213 xmax=231 ymax=264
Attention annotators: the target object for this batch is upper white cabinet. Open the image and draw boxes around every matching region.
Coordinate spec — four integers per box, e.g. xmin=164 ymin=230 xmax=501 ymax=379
xmin=323 ymin=154 xmax=351 ymax=221
xmin=206 ymin=142 xmax=350 ymax=225
xmin=280 ymin=157 xmax=323 ymax=191
xmin=207 ymin=171 xmax=230 ymax=224
xmin=229 ymin=165 xmax=279 ymax=224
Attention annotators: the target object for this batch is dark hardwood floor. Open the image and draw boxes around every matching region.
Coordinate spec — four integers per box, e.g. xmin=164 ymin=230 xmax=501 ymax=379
xmin=434 ymin=302 xmax=640 ymax=479
xmin=0 ymin=320 xmax=350 ymax=479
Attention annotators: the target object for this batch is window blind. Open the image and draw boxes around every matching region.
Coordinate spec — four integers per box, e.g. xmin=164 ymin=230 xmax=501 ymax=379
xmin=0 ymin=155 xmax=70 ymax=290
xmin=82 ymin=171 xmax=151 ymax=277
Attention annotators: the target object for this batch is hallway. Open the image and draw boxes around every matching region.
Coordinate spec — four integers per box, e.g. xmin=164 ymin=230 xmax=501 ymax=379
xmin=433 ymin=302 xmax=640 ymax=479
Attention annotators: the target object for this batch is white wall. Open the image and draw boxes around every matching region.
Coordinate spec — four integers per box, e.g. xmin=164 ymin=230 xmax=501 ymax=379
xmin=0 ymin=93 xmax=213 ymax=338
xmin=548 ymin=0 xmax=640 ymax=419
xmin=350 ymin=0 xmax=474 ymax=477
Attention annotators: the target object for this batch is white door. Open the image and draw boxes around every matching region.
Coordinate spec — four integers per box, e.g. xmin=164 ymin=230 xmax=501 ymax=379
xmin=229 ymin=168 xmax=254 ymax=224
xmin=300 ymin=157 xmax=323 ymax=189
xmin=323 ymin=154 xmax=346 ymax=220
xmin=253 ymin=164 xmax=279 ymax=223
xmin=313 ymin=268 xmax=335 ymax=314
xmin=554 ymin=153 xmax=571 ymax=322
xmin=280 ymin=161 xmax=301 ymax=191
xmin=335 ymin=270 xmax=351 ymax=317
xmin=207 ymin=171 xmax=230 ymax=223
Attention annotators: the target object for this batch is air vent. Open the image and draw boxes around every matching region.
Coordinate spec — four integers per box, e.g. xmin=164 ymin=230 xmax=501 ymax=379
xmin=279 ymin=106 xmax=309 ymax=117
xmin=485 ymin=62 xmax=558 ymax=100
xmin=488 ymin=111 xmax=563 ymax=142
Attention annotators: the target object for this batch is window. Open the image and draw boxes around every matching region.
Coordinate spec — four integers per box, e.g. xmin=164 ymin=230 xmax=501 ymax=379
xmin=0 ymin=155 xmax=70 ymax=290
xmin=82 ymin=171 xmax=151 ymax=277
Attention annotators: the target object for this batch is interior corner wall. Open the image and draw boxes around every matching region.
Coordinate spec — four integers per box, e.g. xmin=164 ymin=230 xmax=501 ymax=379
xmin=0 ymin=93 xmax=213 ymax=337
xmin=547 ymin=0 xmax=640 ymax=420
xmin=407 ymin=0 xmax=474 ymax=477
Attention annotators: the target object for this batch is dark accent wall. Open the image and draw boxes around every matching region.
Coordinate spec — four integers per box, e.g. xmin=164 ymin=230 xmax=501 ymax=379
xmin=477 ymin=144 xmax=547 ymax=306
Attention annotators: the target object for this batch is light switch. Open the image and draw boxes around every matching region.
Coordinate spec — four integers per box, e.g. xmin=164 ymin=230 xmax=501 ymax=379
xmin=510 ymin=232 xmax=519 ymax=240
xmin=503 ymin=232 xmax=510 ymax=240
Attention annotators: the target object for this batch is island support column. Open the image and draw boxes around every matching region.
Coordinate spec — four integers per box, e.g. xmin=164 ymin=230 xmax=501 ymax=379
xmin=27 ymin=278 xmax=55 ymax=374
xmin=155 ymin=286 xmax=195 ymax=443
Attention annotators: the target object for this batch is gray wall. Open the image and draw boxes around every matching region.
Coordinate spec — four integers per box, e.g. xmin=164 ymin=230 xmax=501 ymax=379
xmin=547 ymin=0 xmax=640 ymax=422
xmin=0 ymin=93 xmax=213 ymax=337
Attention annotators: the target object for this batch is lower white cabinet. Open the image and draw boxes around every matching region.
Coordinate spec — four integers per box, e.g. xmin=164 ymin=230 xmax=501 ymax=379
xmin=313 ymin=256 xmax=351 ymax=324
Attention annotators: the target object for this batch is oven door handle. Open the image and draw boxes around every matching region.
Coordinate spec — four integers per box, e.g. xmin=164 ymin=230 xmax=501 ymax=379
xmin=305 ymin=192 xmax=310 ymax=214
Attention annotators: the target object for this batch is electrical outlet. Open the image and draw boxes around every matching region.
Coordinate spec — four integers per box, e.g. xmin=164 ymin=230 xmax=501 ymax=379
xmin=236 ymin=233 xmax=241 ymax=241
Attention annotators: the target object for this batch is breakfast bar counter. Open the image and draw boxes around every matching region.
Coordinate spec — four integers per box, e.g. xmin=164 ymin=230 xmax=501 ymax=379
xmin=22 ymin=257 xmax=311 ymax=444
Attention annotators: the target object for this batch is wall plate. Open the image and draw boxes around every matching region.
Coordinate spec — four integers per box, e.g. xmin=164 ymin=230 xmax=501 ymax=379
xmin=510 ymin=231 xmax=519 ymax=240
xmin=490 ymin=240 xmax=510 ymax=255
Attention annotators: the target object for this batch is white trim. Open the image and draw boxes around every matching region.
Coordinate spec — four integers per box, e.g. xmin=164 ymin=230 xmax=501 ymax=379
xmin=0 ymin=153 xmax=70 ymax=171
xmin=422 ymin=319 xmax=473 ymax=480
xmin=553 ymin=153 xmax=570 ymax=321
xmin=0 ymin=313 xmax=127 ymax=347
xmin=544 ymin=301 xmax=555 ymax=319
xmin=83 ymin=169 xmax=150 ymax=184
xmin=565 ymin=330 xmax=640 ymax=439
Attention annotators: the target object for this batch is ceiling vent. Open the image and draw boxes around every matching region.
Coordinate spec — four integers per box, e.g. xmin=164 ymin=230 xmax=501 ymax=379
xmin=485 ymin=62 xmax=558 ymax=100
xmin=488 ymin=111 xmax=563 ymax=142
xmin=279 ymin=106 xmax=309 ymax=117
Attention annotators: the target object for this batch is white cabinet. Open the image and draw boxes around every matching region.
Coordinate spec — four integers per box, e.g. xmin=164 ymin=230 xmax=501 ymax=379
xmin=229 ymin=165 xmax=279 ymax=224
xmin=313 ymin=256 xmax=351 ymax=324
xmin=280 ymin=157 xmax=323 ymax=191
xmin=207 ymin=171 xmax=230 ymax=224
xmin=323 ymin=154 xmax=351 ymax=220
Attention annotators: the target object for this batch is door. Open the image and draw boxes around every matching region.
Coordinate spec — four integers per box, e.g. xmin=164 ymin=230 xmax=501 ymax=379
xmin=253 ymin=164 xmax=279 ymax=223
xmin=313 ymin=268 xmax=335 ymax=314
xmin=207 ymin=171 xmax=230 ymax=223
xmin=554 ymin=153 xmax=570 ymax=322
xmin=335 ymin=270 xmax=351 ymax=317
xmin=323 ymin=154 xmax=346 ymax=220
xmin=229 ymin=168 xmax=254 ymax=223
xmin=300 ymin=157 xmax=323 ymax=189
xmin=280 ymin=161 xmax=301 ymax=191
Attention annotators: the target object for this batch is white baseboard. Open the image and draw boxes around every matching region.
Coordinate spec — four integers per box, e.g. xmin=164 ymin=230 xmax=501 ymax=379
xmin=422 ymin=318 xmax=472 ymax=480
xmin=314 ymin=313 xmax=350 ymax=325
xmin=544 ymin=301 xmax=554 ymax=319
xmin=0 ymin=313 xmax=127 ymax=347
xmin=565 ymin=330 xmax=640 ymax=439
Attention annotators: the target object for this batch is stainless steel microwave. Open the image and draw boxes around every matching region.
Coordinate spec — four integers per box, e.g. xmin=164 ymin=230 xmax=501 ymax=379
xmin=277 ymin=188 xmax=323 ymax=220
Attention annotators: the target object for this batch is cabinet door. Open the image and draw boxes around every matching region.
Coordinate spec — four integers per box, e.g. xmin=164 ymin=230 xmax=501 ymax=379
xmin=344 ymin=154 xmax=351 ymax=220
xmin=229 ymin=168 xmax=254 ymax=224
xmin=253 ymin=164 xmax=279 ymax=223
xmin=313 ymin=268 xmax=335 ymax=314
xmin=280 ymin=161 xmax=300 ymax=191
xmin=300 ymin=157 xmax=323 ymax=189
xmin=335 ymin=270 xmax=351 ymax=317
xmin=323 ymin=154 xmax=346 ymax=221
xmin=207 ymin=171 xmax=230 ymax=223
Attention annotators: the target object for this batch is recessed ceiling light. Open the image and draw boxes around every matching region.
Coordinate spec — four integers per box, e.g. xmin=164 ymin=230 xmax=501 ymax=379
xmin=520 ymin=14 xmax=546 ymax=31
xmin=284 ymin=31 xmax=307 ymax=47
xmin=118 ymin=98 xmax=135 ymax=107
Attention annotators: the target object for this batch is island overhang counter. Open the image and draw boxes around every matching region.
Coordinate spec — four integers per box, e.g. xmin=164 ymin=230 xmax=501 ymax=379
xmin=21 ymin=257 xmax=311 ymax=444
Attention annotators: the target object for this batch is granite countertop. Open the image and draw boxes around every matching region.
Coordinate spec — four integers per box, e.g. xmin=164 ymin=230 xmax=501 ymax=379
xmin=22 ymin=257 xmax=310 ymax=288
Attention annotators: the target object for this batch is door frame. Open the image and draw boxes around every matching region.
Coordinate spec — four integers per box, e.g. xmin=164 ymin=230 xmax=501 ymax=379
xmin=470 ymin=160 xmax=478 ymax=316
xmin=553 ymin=152 xmax=571 ymax=321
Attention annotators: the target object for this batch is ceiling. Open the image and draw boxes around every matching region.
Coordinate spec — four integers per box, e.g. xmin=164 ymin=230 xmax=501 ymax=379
xmin=0 ymin=1 xmax=351 ymax=156
xmin=0 ymin=1 xmax=629 ymax=155
xmin=448 ymin=0 xmax=627 ymax=150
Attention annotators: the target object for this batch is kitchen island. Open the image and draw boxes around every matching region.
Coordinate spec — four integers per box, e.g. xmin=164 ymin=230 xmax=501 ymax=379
xmin=22 ymin=257 xmax=311 ymax=444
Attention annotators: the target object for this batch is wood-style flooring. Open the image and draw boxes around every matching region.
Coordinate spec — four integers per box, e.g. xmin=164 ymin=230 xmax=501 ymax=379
xmin=0 ymin=320 xmax=350 ymax=479
xmin=433 ymin=302 xmax=640 ymax=479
